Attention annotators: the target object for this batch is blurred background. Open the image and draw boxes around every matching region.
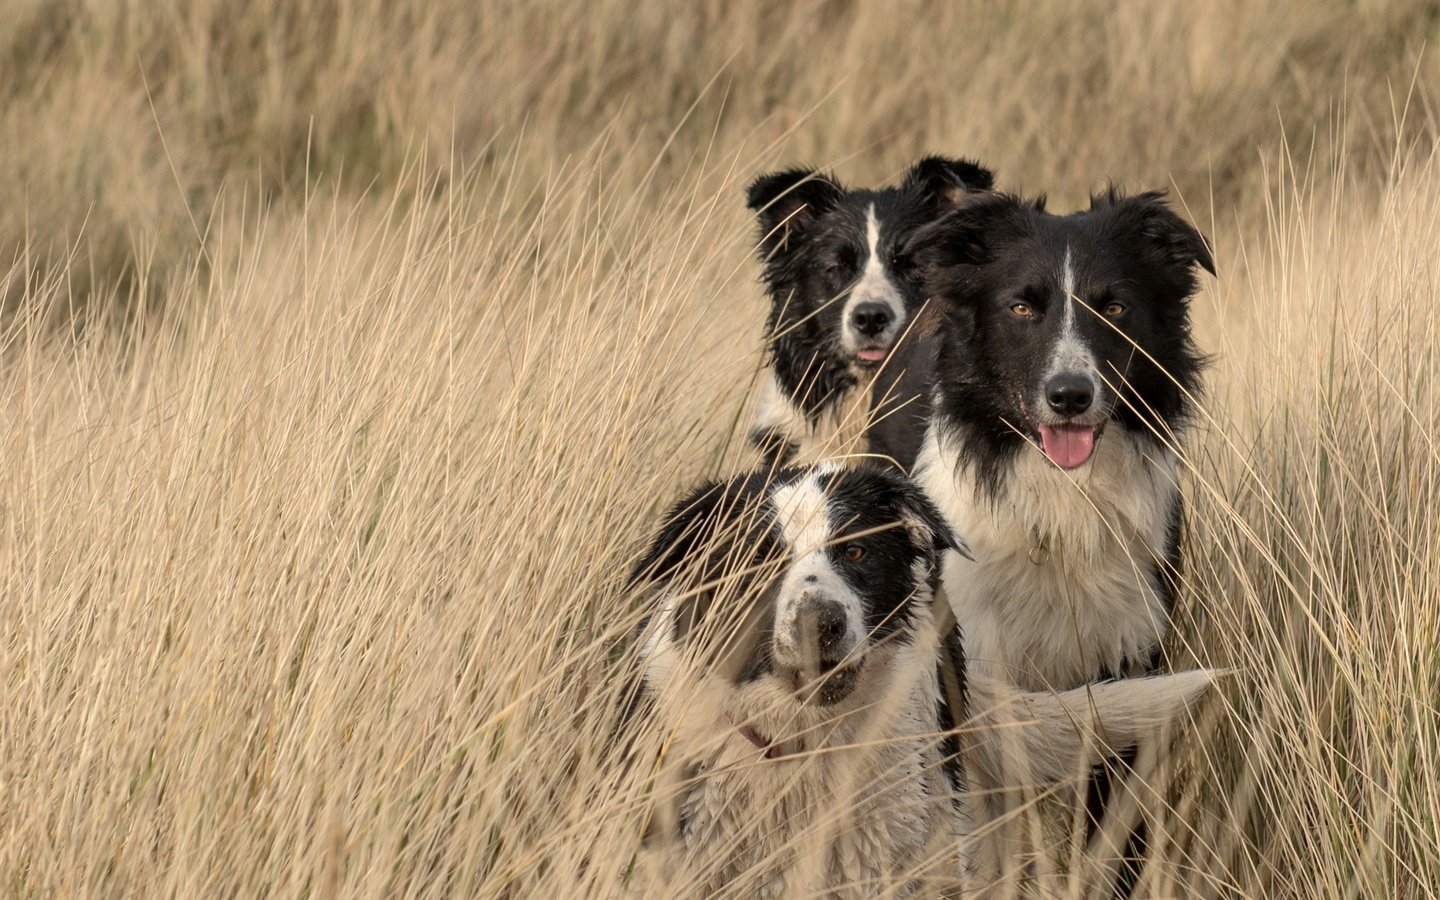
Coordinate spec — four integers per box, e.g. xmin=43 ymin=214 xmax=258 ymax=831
xmin=6 ymin=0 xmax=1436 ymax=307
xmin=3 ymin=2 xmax=1439 ymax=897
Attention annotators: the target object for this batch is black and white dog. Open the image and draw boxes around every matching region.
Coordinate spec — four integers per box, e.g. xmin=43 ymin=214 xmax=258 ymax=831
xmin=745 ymin=157 xmax=994 ymax=467
xmin=625 ymin=462 xmax=1218 ymax=896
xmin=872 ymin=188 xmax=1214 ymax=695
xmin=868 ymin=189 xmax=1215 ymax=889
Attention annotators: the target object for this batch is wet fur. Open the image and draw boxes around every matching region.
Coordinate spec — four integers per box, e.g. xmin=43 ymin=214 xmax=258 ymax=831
xmin=746 ymin=157 xmax=995 ymax=467
xmin=624 ymin=463 xmax=1219 ymax=895
xmin=871 ymin=189 xmax=1214 ymax=692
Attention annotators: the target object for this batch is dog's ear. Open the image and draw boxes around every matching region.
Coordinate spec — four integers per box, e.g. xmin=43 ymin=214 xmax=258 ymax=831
xmin=629 ymin=474 xmax=781 ymax=587
xmin=1093 ymin=188 xmax=1216 ymax=280
xmin=894 ymin=479 xmax=971 ymax=561
xmin=746 ymin=168 xmax=844 ymax=256
xmin=628 ymin=480 xmax=730 ymax=587
xmin=905 ymin=192 xmax=1038 ymax=294
xmin=902 ymin=155 xmax=996 ymax=209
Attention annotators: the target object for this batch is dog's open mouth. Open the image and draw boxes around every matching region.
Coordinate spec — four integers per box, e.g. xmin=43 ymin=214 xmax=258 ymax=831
xmin=781 ymin=661 xmax=860 ymax=706
xmin=854 ymin=346 xmax=888 ymax=368
xmin=1037 ymin=423 xmax=1104 ymax=469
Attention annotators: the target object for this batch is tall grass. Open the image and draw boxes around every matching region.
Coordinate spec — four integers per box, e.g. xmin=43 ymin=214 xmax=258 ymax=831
xmin=1 ymin=1 xmax=1438 ymax=896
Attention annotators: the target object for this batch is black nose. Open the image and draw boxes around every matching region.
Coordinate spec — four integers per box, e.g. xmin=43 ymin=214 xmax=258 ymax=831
xmin=849 ymin=302 xmax=891 ymax=338
xmin=1045 ymin=373 xmax=1094 ymax=416
xmin=797 ymin=595 xmax=848 ymax=659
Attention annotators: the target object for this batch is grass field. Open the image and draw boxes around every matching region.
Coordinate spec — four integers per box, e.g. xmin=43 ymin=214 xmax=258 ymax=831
xmin=3 ymin=1 xmax=1440 ymax=896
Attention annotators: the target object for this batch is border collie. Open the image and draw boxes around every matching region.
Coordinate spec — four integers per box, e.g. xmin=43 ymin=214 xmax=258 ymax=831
xmin=744 ymin=157 xmax=994 ymax=467
xmin=625 ymin=462 xmax=1218 ymax=896
xmin=872 ymin=188 xmax=1214 ymax=694
xmin=869 ymin=189 xmax=1215 ymax=891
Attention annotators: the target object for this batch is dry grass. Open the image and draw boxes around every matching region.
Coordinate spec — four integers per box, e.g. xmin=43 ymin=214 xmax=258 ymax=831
xmin=2 ymin=1 xmax=1438 ymax=896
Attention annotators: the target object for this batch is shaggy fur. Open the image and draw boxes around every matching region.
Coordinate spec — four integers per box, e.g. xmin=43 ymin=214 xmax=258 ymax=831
xmin=869 ymin=189 xmax=1215 ymax=892
xmin=745 ymin=156 xmax=994 ymax=467
xmin=871 ymin=188 xmax=1214 ymax=693
xmin=624 ymin=462 xmax=1219 ymax=896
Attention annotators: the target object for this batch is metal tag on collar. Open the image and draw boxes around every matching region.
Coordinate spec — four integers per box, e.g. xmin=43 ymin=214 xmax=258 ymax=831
xmin=1028 ymin=533 xmax=1050 ymax=566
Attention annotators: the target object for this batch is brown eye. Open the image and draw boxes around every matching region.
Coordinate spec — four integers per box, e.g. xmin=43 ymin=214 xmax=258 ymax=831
xmin=1010 ymin=303 xmax=1033 ymax=319
xmin=1103 ymin=302 xmax=1126 ymax=318
xmin=843 ymin=544 xmax=865 ymax=562
xmin=828 ymin=247 xmax=859 ymax=275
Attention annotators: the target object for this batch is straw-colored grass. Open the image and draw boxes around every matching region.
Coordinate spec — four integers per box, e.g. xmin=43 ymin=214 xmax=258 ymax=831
xmin=2 ymin=1 xmax=1438 ymax=896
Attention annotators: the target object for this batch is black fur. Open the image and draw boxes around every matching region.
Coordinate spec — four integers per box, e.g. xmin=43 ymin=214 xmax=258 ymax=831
xmin=873 ymin=188 xmax=1212 ymax=500
xmin=935 ymin=624 xmax=969 ymax=795
xmin=815 ymin=464 xmax=960 ymax=641
xmin=627 ymin=472 xmax=785 ymax=676
xmin=746 ymin=157 xmax=994 ymax=465
xmin=629 ymin=462 xmax=966 ymax=742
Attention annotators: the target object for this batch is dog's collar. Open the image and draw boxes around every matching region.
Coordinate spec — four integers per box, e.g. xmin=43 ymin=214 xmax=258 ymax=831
xmin=735 ymin=722 xmax=785 ymax=760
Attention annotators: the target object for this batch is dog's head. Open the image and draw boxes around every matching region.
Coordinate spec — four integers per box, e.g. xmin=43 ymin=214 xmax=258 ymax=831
xmin=631 ymin=462 xmax=964 ymax=758
xmin=912 ymin=189 xmax=1214 ymax=471
xmin=746 ymin=157 xmax=994 ymax=404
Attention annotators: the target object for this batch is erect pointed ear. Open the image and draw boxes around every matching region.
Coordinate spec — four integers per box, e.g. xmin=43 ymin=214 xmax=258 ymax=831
xmin=904 ymin=191 xmax=1039 ymax=291
xmin=902 ymin=155 xmax=996 ymax=209
xmin=745 ymin=168 xmax=844 ymax=256
xmin=1093 ymin=188 xmax=1216 ymax=279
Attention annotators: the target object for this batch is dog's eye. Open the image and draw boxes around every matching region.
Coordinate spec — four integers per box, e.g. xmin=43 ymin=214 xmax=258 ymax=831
xmin=1009 ymin=303 xmax=1034 ymax=319
xmin=1103 ymin=302 xmax=1127 ymax=318
xmin=827 ymin=248 xmax=858 ymax=275
xmin=842 ymin=543 xmax=865 ymax=562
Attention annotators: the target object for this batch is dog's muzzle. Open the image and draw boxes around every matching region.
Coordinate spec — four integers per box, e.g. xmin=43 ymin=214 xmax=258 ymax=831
xmin=848 ymin=302 xmax=898 ymax=368
xmin=777 ymin=592 xmax=860 ymax=705
xmin=1034 ymin=370 xmax=1108 ymax=469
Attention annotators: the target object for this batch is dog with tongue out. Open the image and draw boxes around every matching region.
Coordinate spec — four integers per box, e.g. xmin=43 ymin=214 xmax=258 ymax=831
xmin=869 ymin=186 xmax=1215 ymax=891
xmin=742 ymin=155 xmax=996 ymax=469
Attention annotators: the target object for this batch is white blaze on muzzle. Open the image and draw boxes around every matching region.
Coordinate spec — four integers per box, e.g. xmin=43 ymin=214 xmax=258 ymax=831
xmin=1035 ymin=246 xmax=1107 ymax=469
xmin=1042 ymin=246 xmax=1102 ymax=396
xmin=839 ymin=204 xmax=906 ymax=360
xmin=768 ymin=471 xmax=866 ymax=672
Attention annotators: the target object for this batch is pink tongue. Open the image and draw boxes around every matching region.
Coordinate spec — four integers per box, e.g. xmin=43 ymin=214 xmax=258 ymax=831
xmin=856 ymin=348 xmax=887 ymax=363
xmin=1038 ymin=425 xmax=1096 ymax=469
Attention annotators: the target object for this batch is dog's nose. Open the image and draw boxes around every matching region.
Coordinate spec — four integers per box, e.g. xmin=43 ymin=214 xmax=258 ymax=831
xmin=849 ymin=302 xmax=891 ymax=338
xmin=795 ymin=593 xmax=849 ymax=661
xmin=1045 ymin=373 xmax=1094 ymax=416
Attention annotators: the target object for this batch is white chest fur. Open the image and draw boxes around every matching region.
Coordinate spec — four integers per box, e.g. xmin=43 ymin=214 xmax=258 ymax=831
xmin=914 ymin=424 xmax=1180 ymax=692
xmin=635 ymin=609 xmax=972 ymax=897
xmin=665 ymin=704 xmax=969 ymax=898
xmin=751 ymin=368 xmax=877 ymax=466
